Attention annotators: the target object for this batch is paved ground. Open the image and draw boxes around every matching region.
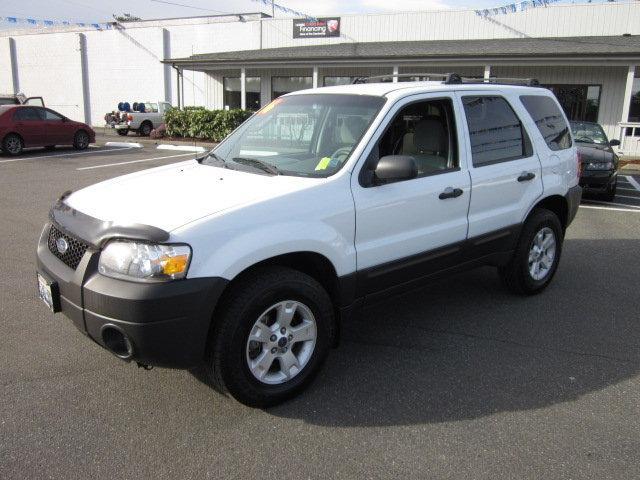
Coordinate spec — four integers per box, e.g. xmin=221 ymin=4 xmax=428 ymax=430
xmin=1 ymin=145 xmax=639 ymax=479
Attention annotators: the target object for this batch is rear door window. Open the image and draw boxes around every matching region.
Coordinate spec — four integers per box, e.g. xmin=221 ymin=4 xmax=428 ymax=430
xmin=520 ymin=95 xmax=572 ymax=150
xmin=13 ymin=108 xmax=41 ymax=121
xmin=462 ymin=96 xmax=532 ymax=167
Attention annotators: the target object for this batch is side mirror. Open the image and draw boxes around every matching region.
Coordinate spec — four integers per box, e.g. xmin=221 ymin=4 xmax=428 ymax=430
xmin=609 ymin=139 xmax=620 ymax=147
xmin=374 ymin=155 xmax=418 ymax=185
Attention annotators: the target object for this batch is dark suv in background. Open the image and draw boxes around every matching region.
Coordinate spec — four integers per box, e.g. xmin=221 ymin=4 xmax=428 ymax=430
xmin=570 ymin=121 xmax=620 ymax=201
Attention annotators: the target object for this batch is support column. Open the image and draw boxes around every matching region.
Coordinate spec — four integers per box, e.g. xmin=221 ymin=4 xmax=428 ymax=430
xmin=483 ymin=65 xmax=491 ymax=83
xmin=312 ymin=66 xmax=319 ymax=88
xmin=9 ymin=37 xmax=19 ymax=94
xmin=392 ymin=65 xmax=399 ymax=83
xmin=78 ymin=33 xmax=91 ymax=125
xmin=240 ymin=67 xmax=246 ymax=110
xmin=162 ymin=28 xmax=172 ymax=104
xmin=621 ymin=65 xmax=636 ymax=123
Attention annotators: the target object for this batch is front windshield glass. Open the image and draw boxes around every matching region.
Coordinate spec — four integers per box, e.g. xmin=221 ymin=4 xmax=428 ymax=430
xmin=570 ymin=122 xmax=609 ymax=145
xmin=207 ymin=94 xmax=386 ymax=177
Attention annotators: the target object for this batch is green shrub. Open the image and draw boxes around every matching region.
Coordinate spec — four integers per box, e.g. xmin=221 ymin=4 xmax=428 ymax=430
xmin=165 ymin=107 xmax=253 ymax=142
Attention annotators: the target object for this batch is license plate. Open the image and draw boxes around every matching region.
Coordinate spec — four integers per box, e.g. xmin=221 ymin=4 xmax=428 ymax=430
xmin=37 ymin=272 xmax=60 ymax=312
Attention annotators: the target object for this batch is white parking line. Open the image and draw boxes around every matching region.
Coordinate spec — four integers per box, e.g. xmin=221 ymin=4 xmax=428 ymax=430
xmin=613 ymin=194 xmax=640 ymax=201
xmin=77 ymin=152 xmax=195 ymax=170
xmin=624 ymin=175 xmax=640 ymax=191
xmin=0 ymin=147 xmax=132 ymax=164
xmin=580 ymin=204 xmax=640 ymax=213
xmin=581 ymin=199 xmax=640 ymax=209
xmin=617 ymin=187 xmax=639 ymax=193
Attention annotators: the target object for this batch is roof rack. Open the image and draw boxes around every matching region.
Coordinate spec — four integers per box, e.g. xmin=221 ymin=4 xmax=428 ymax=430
xmin=351 ymin=72 xmax=539 ymax=87
xmin=352 ymin=73 xmax=462 ymax=84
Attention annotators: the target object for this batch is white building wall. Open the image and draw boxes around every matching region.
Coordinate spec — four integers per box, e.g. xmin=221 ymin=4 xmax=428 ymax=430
xmin=261 ymin=3 xmax=640 ymax=48
xmin=11 ymin=33 xmax=84 ymax=122
xmin=0 ymin=37 xmax=13 ymax=93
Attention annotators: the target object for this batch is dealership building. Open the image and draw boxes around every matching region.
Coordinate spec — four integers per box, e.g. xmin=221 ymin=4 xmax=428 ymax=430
xmin=1 ymin=2 xmax=639 ymax=155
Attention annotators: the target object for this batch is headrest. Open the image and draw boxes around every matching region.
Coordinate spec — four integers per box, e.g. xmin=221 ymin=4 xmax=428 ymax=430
xmin=414 ymin=117 xmax=447 ymax=153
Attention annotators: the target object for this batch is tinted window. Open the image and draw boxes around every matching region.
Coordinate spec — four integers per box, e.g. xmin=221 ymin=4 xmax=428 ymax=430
xmin=520 ymin=95 xmax=572 ymax=151
xmin=375 ymin=98 xmax=458 ymax=178
xmin=13 ymin=108 xmax=41 ymax=121
xmin=0 ymin=98 xmax=19 ymax=105
xmin=42 ymin=109 xmax=63 ymax=121
xmin=462 ymin=96 xmax=530 ymax=166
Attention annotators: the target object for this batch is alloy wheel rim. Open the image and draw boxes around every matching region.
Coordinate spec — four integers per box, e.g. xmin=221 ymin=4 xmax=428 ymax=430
xmin=77 ymin=133 xmax=88 ymax=148
xmin=528 ymin=227 xmax=556 ymax=281
xmin=245 ymin=300 xmax=317 ymax=385
xmin=6 ymin=137 xmax=20 ymax=153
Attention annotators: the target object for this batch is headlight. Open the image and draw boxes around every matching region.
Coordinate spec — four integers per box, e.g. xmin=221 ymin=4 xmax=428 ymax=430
xmin=585 ymin=161 xmax=614 ymax=171
xmin=98 ymin=240 xmax=191 ymax=282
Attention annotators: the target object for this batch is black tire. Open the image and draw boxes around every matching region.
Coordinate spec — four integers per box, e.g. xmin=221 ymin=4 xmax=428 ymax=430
xmin=499 ymin=208 xmax=563 ymax=295
xmin=116 ymin=128 xmax=129 ymax=136
xmin=2 ymin=133 xmax=23 ymax=156
xmin=73 ymin=130 xmax=90 ymax=150
xmin=139 ymin=122 xmax=152 ymax=137
xmin=602 ymin=179 xmax=616 ymax=202
xmin=208 ymin=266 xmax=334 ymax=408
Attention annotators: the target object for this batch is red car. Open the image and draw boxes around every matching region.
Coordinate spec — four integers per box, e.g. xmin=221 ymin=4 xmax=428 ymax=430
xmin=0 ymin=105 xmax=95 ymax=156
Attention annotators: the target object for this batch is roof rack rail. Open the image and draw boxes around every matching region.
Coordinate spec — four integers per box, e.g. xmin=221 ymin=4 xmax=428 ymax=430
xmin=351 ymin=73 xmax=540 ymax=87
xmin=459 ymin=76 xmax=540 ymax=87
xmin=352 ymin=72 xmax=462 ymax=84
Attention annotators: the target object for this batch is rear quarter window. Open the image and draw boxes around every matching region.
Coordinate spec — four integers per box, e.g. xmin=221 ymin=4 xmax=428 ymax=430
xmin=520 ymin=95 xmax=572 ymax=151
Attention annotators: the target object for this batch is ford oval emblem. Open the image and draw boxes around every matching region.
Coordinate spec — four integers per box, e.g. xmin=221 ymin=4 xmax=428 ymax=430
xmin=56 ymin=237 xmax=69 ymax=254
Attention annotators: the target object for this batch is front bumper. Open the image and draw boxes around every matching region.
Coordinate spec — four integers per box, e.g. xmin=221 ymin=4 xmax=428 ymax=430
xmin=579 ymin=170 xmax=616 ymax=192
xmin=36 ymin=222 xmax=228 ymax=368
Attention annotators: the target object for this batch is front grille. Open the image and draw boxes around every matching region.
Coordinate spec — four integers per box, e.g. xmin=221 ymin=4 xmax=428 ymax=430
xmin=47 ymin=224 xmax=89 ymax=270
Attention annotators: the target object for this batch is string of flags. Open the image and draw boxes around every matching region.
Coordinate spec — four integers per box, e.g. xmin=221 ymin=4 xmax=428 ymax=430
xmin=475 ymin=0 xmax=562 ymax=17
xmin=250 ymin=0 xmax=317 ymax=20
xmin=0 ymin=15 xmax=113 ymax=30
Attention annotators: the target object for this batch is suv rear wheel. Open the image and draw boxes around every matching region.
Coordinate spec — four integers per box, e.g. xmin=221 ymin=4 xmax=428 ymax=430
xmin=499 ymin=208 xmax=563 ymax=295
xmin=208 ymin=266 xmax=333 ymax=407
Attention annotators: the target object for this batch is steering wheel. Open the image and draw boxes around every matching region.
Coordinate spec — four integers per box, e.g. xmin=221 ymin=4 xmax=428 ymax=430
xmin=330 ymin=147 xmax=352 ymax=164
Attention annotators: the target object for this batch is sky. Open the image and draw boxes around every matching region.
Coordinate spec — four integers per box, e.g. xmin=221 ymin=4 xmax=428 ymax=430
xmin=0 ymin=0 xmax=532 ymax=24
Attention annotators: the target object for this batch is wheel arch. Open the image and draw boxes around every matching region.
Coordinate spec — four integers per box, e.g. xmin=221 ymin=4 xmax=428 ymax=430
xmin=527 ymin=194 xmax=569 ymax=231
xmin=2 ymin=131 xmax=24 ymax=144
xmin=209 ymin=251 xmax=346 ymax=352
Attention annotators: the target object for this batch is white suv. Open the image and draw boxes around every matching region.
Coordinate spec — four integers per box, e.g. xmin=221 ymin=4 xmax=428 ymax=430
xmin=37 ymin=75 xmax=581 ymax=407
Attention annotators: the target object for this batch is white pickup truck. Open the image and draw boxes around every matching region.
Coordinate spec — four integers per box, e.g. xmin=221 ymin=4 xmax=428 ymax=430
xmin=115 ymin=101 xmax=173 ymax=136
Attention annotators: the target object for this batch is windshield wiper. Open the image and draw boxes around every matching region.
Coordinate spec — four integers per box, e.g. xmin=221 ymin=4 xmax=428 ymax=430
xmin=232 ymin=157 xmax=280 ymax=175
xmin=199 ymin=151 xmax=231 ymax=168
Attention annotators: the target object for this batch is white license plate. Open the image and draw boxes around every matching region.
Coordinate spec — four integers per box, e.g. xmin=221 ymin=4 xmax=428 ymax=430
xmin=37 ymin=273 xmax=58 ymax=312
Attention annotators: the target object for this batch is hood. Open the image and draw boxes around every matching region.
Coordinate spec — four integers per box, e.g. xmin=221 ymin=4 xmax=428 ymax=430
xmin=576 ymin=143 xmax=614 ymax=163
xmin=64 ymin=160 xmax=316 ymax=232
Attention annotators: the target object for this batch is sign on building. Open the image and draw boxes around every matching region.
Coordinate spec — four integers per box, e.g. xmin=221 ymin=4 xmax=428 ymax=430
xmin=293 ymin=18 xmax=340 ymax=38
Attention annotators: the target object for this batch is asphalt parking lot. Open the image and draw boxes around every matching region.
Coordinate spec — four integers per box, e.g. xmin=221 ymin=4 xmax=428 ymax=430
xmin=1 ymin=145 xmax=639 ymax=479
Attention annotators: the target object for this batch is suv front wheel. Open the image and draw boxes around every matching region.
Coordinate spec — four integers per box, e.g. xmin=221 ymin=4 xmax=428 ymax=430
xmin=208 ymin=266 xmax=333 ymax=407
xmin=499 ymin=208 xmax=563 ymax=295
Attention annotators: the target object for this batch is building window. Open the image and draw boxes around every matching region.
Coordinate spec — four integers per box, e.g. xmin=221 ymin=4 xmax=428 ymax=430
xmin=544 ymin=84 xmax=601 ymax=123
xmin=323 ymin=76 xmax=355 ymax=86
xmin=462 ymin=96 xmax=531 ymax=167
xmin=272 ymin=76 xmax=312 ymax=99
xmin=223 ymin=77 xmax=261 ymax=111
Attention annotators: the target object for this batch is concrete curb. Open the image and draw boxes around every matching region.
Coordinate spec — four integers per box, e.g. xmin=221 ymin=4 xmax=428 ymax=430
xmin=105 ymin=141 xmax=144 ymax=149
xmin=157 ymin=144 xmax=207 ymax=153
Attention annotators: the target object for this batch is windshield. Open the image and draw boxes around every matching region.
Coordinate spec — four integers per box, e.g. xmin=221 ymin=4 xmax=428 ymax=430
xmin=570 ymin=122 xmax=609 ymax=145
xmin=206 ymin=94 xmax=385 ymax=177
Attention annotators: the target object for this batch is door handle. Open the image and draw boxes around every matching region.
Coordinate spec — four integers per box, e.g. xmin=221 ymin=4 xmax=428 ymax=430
xmin=439 ymin=187 xmax=463 ymax=200
xmin=517 ymin=172 xmax=536 ymax=182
